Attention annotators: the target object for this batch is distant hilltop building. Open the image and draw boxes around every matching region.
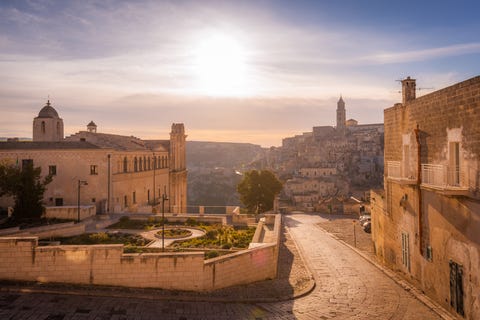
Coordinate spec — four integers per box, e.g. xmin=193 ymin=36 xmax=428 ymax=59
xmin=0 ymin=100 xmax=187 ymax=214
xmin=372 ymin=75 xmax=480 ymax=319
xmin=261 ymin=97 xmax=384 ymax=211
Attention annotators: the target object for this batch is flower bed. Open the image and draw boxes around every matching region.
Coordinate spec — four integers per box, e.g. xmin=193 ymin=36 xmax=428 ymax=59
xmin=156 ymin=228 xmax=192 ymax=239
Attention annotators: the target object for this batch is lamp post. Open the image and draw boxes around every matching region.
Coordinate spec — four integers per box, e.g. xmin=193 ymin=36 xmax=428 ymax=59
xmin=152 ymin=153 xmax=156 ymax=213
xmin=77 ymin=180 xmax=88 ymax=222
xmin=161 ymin=186 xmax=169 ymax=252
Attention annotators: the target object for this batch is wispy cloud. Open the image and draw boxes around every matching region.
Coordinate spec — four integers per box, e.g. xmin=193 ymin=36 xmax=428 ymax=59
xmin=363 ymin=43 xmax=480 ymax=64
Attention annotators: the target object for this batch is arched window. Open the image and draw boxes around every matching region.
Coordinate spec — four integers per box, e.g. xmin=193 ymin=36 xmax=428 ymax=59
xmin=143 ymin=156 xmax=146 ymax=171
xmin=153 ymin=156 xmax=157 ymax=169
xmin=41 ymin=121 xmax=46 ymax=133
xmin=123 ymin=157 xmax=128 ymax=172
xmin=134 ymin=157 xmax=138 ymax=172
xmin=56 ymin=122 xmax=61 ymax=136
xmin=148 ymin=157 xmax=151 ymax=170
xmin=139 ymin=156 xmax=143 ymax=171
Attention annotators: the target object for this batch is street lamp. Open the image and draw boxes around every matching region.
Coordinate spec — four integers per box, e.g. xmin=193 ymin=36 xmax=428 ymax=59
xmin=152 ymin=152 xmax=156 ymax=213
xmin=161 ymin=186 xmax=169 ymax=252
xmin=77 ymin=180 xmax=88 ymax=222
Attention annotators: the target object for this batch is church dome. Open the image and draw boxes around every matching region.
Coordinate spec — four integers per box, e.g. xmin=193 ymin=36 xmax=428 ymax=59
xmin=37 ymin=100 xmax=59 ymax=118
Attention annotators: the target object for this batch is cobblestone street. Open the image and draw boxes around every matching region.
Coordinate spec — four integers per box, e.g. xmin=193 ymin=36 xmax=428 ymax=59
xmin=0 ymin=213 xmax=445 ymax=319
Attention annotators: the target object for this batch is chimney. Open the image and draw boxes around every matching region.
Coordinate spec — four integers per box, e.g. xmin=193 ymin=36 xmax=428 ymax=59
xmin=401 ymin=76 xmax=416 ymax=105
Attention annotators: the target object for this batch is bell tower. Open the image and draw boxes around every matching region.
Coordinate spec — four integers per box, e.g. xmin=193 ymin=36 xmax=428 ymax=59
xmin=169 ymin=123 xmax=187 ymax=213
xmin=336 ymin=96 xmax=346 ymax=133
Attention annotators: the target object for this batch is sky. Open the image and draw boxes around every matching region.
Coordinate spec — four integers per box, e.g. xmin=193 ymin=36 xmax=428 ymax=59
xmin=1 ymin=0 xmax=480 ymax=147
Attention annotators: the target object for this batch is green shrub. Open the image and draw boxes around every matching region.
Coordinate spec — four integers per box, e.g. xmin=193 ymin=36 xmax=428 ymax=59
xmin=205 ymin=251 xmax=219 ymax=259
xmin=185 ymin=217 xmax=198 ymax=226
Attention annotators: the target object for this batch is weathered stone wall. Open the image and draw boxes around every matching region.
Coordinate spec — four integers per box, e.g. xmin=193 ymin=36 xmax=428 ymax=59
xmin=380 ymin=76 xmax=480 ymax=319
xmin=0 ymin=222 xmax=86 ymax=239
xmin=44 ymin=205 xmax=96 ymax=221
xmin=385 ymin=76 xmax=480 ymax=164
xmin=0 ymin=215 xmax=281 ymax=291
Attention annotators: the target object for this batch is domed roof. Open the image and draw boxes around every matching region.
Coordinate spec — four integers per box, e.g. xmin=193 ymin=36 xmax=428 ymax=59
xmin=38 ymin=100 xmax=59 ymax=118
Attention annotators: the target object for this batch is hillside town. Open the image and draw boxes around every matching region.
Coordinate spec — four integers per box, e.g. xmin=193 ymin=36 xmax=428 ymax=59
xmin=259 ymin=97 xmax=384 ymax=212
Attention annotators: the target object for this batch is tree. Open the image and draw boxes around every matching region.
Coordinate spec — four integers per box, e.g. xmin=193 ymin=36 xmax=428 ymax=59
xmin=0 ymin=162 xmax=52 ymax=220
xmin=237 ymin=170 xmax=283 ymax=214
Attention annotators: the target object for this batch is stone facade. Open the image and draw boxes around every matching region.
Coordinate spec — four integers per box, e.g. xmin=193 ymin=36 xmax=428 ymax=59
xmin=373 ymin=76 xmax=480 ymax=319
xmin=0 ymin=102 xmax=187 ymax=215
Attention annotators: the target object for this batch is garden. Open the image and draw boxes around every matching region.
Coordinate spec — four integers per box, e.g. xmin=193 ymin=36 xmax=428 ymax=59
xmin=47 ymin=217 xmax=256 ymax=259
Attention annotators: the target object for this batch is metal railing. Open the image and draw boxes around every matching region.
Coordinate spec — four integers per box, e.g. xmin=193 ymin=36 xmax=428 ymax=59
xmin=386 ymin=161 xmax=415 ymax=181
xmin=386 ymin=161 xmax=401 ymax=179
xmin=171 ymin=205 xmax=240 ymax=215
xmin=421 ymin=164 xmax=466 ymax=188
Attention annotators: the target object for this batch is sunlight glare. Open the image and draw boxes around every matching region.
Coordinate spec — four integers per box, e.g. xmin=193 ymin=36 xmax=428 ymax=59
xmin=192 ymin=34 xmax=251 ymax=96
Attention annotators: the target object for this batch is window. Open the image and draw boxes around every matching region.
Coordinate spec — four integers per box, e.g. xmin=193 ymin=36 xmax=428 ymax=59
xmin=132 ymin=191 xmax=136 ymax=204
xmin=56 ymin=122 xmax=61 ymax=136
xmin=153 ymin=156 xmax=157 ymax=169
xmin=403 ymin=143 xmax=410 ymax=178
xmin=148 ymin=157 xmax=151 ymax=170
xmin=123 ymin=157 xmax=128 ymax=173
xmin=49 ymin=165 xmax=57 ymax=176
xmin=124 ymin=195 xmax=128 ymax=207
xmin=92 ymin=198 xmax=96 ymax=203
xmin=426 ymin=246 xmax=433 ymax=262
xmin=41 ymin=121 xmax=46 ymax=133
xmin=134 ymin=157 xmax=138 ymax=172
xmin=22 ymin=159 xmax=33 ymax=170
xmin=55 ymin=198 xmax=63 ymax=206
xmin=139 ymin=157 xmax=143 ymax=171
xmin=90 ymin=165 xmax=98 ymax=175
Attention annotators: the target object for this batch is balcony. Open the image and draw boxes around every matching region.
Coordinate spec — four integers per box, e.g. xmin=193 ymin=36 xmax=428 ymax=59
xmin=386 ymin=161 xmax=416 ymax=185
xmin=421 ymin=164 xmax=471 ymax=196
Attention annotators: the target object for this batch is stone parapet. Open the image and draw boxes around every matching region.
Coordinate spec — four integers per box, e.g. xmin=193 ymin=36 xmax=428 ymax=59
xmin=0 ymin=214 xmax=282 ymax=291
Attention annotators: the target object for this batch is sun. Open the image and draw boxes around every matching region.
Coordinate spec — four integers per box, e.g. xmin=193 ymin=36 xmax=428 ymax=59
xmin=192 ymin=34 xmax=250 ymax=96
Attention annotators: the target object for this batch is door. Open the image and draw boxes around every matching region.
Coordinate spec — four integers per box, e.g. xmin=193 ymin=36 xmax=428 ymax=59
xmin=449 ymin=142 xmax=460 ymax=186
xmin=449 ymin=260 xmax=464 ymax=316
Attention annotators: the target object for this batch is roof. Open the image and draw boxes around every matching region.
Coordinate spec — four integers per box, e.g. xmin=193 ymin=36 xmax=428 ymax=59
xmin=145 ymin=140 xmax=170 ymax=152
xmin=0 ymin=141 xmax=100 ymax=150
xmin=64 ymin=132 xmax=170 ymax=152
xmin=36 ymin=100 xmax=60 ymax=118
xmin=87 ymin=121 xmax=97 ymax=127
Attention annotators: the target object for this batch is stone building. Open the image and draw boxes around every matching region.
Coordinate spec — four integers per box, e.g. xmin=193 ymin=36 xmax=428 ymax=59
xmin=0 ymin=101 xmax=187 ymax=214
xmin=372 ymin=76 xmax=480 ymax=319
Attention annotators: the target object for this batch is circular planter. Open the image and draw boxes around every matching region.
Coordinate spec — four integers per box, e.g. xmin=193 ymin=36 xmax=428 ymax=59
xmin=156 ymin=228 xmax=193 ymax=239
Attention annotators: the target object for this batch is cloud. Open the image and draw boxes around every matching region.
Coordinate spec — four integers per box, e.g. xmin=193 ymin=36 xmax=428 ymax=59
xmin=363 ymin=43 xmax=480 ymax=64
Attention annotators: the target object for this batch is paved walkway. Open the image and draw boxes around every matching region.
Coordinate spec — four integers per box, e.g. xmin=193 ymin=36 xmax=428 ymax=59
xmin=0 ymin=213 xmax=452 ymax=319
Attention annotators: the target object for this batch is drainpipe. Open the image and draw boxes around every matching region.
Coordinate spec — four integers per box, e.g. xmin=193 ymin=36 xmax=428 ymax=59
xmin=414 ymin=125 xmax=423 ymax=256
